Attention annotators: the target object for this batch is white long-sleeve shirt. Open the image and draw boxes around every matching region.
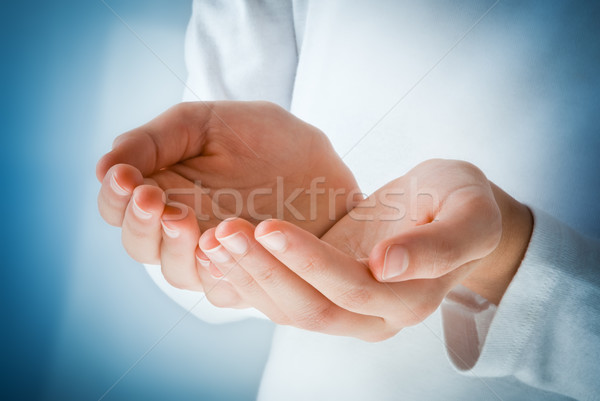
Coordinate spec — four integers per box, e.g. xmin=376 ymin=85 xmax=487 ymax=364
xmin=146 ymin=1 xmax=600 ymax=399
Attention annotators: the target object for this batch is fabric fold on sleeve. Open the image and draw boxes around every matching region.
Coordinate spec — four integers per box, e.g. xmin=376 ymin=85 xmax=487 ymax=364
xmin=442 ymin=208 xmax=600 ymax=400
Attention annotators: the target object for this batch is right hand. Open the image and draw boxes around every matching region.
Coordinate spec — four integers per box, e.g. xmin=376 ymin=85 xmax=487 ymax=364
xmin=196 ymin=159 xmax=508 ymax=336
xmin=96 ymin=101 xmax=360 ymax=297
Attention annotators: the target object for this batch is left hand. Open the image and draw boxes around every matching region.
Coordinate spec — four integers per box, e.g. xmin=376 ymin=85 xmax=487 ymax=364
xmin=198 ymin=159 xmax=533 ymax=341
xmin=95 ymin=101 xmax=360 ymax=294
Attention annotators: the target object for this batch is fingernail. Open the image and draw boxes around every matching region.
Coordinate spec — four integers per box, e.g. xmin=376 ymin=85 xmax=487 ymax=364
xmin=218 ymin=232 xmax=248 ymax=254
xmin=110 ymin=174 xmax=130 ymax=196
xmin=196 ymin=254 xmax=211 ymax=268
xmin=161 ymin=220 xmax=180 ymax=238
xmin=382 ymin=245 xmax=409 ymax=280
xmin=203 ymin=244 xmax=231 ymax=263
xmin=132 ymin=197 xmax=152 ymax=220
xmin=256 ymin=231 xmax=287 ymax=251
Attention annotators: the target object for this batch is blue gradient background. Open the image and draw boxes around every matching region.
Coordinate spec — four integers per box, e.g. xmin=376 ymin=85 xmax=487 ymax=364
xmin=3 ymin=1 xmax=600 ymax=400
xmin=1 ymin=1 xmax=273 ymax=400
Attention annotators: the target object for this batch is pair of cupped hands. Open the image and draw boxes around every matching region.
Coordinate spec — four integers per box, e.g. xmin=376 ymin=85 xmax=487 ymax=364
xmin=97 ymin=101 xmax=532 ymax=342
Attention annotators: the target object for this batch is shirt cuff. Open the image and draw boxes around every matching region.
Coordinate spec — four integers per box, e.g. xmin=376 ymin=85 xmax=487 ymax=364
xmin=441 ymin=207 xmax=562 ymax=376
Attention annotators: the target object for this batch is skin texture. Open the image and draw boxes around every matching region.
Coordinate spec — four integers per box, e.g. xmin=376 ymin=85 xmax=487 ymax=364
xmin=461 ymin=183 xmax=533 ymax=304
xmin=97 ymin=102 xmax=534 ymax=340
xmin=96 ymin=101 xmax=360 ymax=290
xmin=199 ymin=160 xmax=533 ymax=341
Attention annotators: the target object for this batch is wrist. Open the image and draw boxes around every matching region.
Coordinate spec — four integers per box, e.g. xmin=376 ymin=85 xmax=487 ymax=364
xmin=461 ymin=183 xmax=533 ymax=304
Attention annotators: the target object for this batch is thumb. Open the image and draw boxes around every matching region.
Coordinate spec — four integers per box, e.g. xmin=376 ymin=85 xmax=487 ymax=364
xmin=96 ymin=102 xmax=213 ymax=181
xmin=369 ymin=189 xmax=502 ymax=282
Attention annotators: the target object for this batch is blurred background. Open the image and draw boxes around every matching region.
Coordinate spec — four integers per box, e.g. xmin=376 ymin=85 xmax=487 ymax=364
xmin=3 ymin=1 xmax=600 ymax=400
xmin=1 ymin=1 xmax=274 ymax=400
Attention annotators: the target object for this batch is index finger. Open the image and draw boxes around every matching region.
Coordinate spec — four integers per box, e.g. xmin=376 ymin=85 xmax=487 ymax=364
xmin=255 ymin=219 xmax=465 ymax=329
xmin=96 ymin=101 xmax=214 ymax=181
xmin=255 ymin=220 xmax=402 ymax=318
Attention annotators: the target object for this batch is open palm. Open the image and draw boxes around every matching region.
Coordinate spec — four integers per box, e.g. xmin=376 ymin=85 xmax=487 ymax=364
xmin=97 ymin=101 xmax=359 ymax=237
xmin=192 ymin=159 xmax=507 ymax=338
xmin=96 ymin=101 xmax=360 ymax=288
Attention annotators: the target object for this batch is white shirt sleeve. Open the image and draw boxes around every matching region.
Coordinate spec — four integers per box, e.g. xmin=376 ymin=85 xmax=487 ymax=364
xmin=145 ymin=0 xmax=298 ymax=324
xmin=182 ymin=0 xmax=299 ymax=108
xmin=441 ymin=208 xmax=600 ymax=400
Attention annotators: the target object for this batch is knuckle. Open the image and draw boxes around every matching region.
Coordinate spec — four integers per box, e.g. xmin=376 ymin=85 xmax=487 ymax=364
xmin=231 ymin=269 xmax=256 ymax=289
xmin=335 ymin=286 xmax=372 ymax=310
xmin=297 ymin=259 xmax=316 ymax=274
xmin=253 ymin=264 xmax=277 ymax=283
xmin=293 ymin=304 xmax=335 ymax=332
xmin=296 ymin=256 xmax=324 ymax=275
